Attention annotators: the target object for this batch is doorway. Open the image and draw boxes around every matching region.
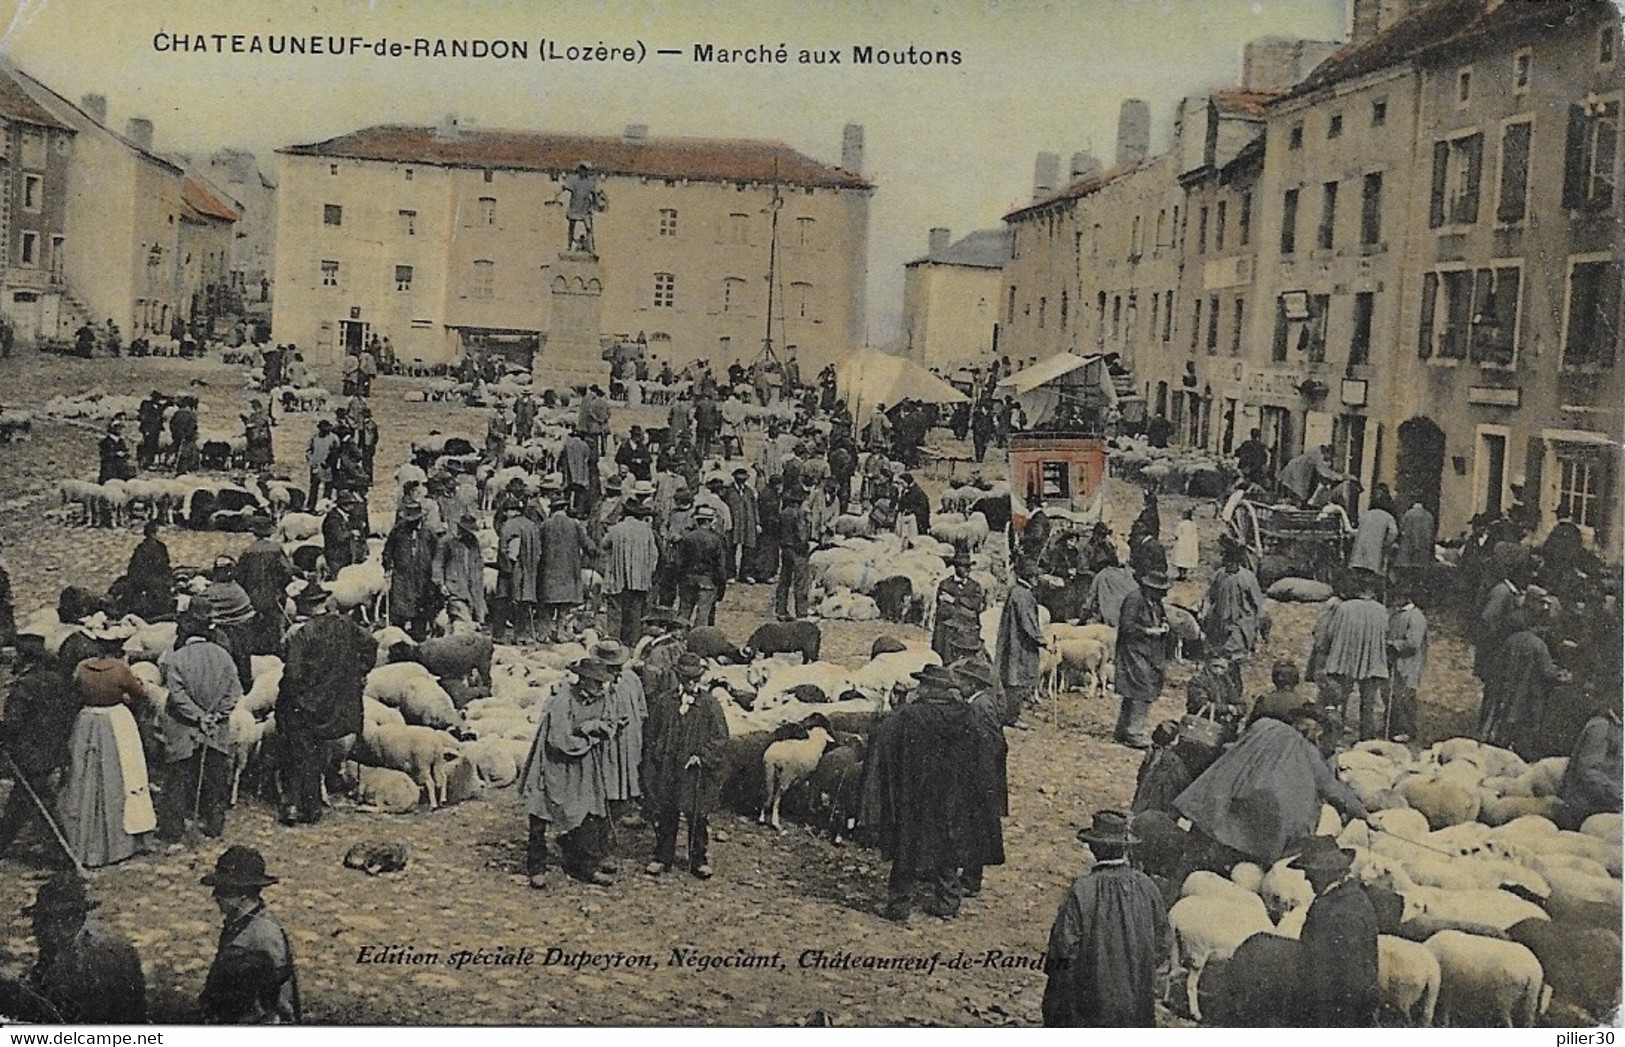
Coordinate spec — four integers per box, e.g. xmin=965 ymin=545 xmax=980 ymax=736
xmin=1475 ymin=427 xmax=1509 ymax=517
xmin=340 ymin=319 xmax=369 ymax=355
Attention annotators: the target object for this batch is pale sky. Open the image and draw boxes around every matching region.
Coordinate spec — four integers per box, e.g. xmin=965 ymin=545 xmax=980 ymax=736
xmin=0 ymin=0 xmax=1347 ymax=344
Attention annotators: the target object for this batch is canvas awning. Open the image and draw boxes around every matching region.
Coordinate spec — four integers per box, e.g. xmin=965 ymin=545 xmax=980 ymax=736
xmin=995 ymin=352 xmax=1103 ymax=396
xmin=835 ymin=347 xmax=968 ymax=424
xmin=995 ymin=353 xmax=1117 ymax=428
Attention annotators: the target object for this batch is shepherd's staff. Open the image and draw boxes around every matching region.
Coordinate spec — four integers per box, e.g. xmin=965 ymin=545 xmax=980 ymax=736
xmin=0 ymin=745 xmax=86 ymax=876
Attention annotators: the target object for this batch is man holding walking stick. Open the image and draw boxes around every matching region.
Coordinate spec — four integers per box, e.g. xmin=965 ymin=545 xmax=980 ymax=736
xmin=158 ymin=601 xmax=243 ymax=845
xmin=642 ymin=653 xmax=727 ymax=880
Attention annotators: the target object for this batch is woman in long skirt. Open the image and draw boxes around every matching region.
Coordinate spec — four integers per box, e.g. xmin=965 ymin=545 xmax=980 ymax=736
xmin=58 ymin=653 xmax=156 ymax=868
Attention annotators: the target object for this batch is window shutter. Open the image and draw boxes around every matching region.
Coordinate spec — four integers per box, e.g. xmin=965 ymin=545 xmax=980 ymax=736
xmin=1419 ymin=271 xmax=1438 ymax=359
xmin=1430 ymin=141 xmax=1449 ymax=227
xmin=1563 ymin=104 xmax=1588 ymax=209
xmin=1461 ymin=133 xmax=1484 ymax=224
xmin=1497 ymin=122 xmax=1531 ymax=223
xmin=1469 ymin=268 xmax=1494 ymax=362
xmin=1524 ymin=436 xmax=1544 ymax=519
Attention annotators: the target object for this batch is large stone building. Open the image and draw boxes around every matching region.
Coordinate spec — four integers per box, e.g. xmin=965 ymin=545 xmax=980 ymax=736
xmin=272 ymin=121 xmax=872 ymax=372
xmin=178 ymin=175 xmax=239 ymax=332
xmin=0 ymin=65 xmax=74 ymax=343
xmin=199 ymin=148 xmax=276 ymax=307
xmin=900 ymin=226 xmax=1009 ymax=370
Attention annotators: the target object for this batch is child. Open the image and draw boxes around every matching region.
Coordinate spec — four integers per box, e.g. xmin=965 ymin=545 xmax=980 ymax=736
xmin=1171 ymin=506 xmax=1200 ymax=580
xmin=1249 ymin=660 xmax=1315 ymax=726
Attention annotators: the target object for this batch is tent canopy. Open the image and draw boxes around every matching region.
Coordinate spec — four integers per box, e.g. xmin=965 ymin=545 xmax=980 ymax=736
xmin=835 ymin=347 xmax=968 ymax=425
xmin=995 ymin=352 xmax=1117 ymax=428
xmin=995 ymin=352 xmax=1102 ymax=396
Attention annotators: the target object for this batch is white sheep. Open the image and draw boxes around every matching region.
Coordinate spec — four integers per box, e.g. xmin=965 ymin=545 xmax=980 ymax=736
xmin=123 ymin=621 xmax=178 ymax=664
xmin=1167 ymin=893 xmax=1274 ymax=1020
xmin=1379 ymin=934 xmax=1441 ymax=1027
xmin=332 ymin=560 xmax=387 ymax=622
xmin=1399 ymin=886 xmax=1548 ymax=938
xmin=1259 ymin=859 xmax=1314 ymax=921
xmin=363 ymin=697 xmax=406 ymax=730
xmin=1180 ymin=870 xmax=1262 ymax=907
xmin=355 ymin=723 xmax=462 ymax=809
xmin=227 ymin=705 xmax=273 ymax=805
xmin=362 ymin=663 xmax=462 ymax=731
xmin=240 ymin=661 xmax=283 ymax=718
xmin=461 ymin=738 xmax=521 ymax=787
xmin=277 ymin=511 xmax=322 ymax=542
xmin=1045 ymin=623 xmax=1113 ymax=700
xmin=1425 ymin=930 xmax=1546 ymax=1027
xmin=759 ymin=727 xmax=834 ymax=831
xmin=341 ymin=761 xmax=423 ymax=814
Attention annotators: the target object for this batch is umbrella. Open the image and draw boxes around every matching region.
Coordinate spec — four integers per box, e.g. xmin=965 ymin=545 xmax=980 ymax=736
xmin=835 ymin=347 xmax=968 ymax=426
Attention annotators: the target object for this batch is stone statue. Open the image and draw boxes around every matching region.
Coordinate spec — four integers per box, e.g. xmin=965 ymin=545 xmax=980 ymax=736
xmin=559 ymin=161 xmax=607 ymax=254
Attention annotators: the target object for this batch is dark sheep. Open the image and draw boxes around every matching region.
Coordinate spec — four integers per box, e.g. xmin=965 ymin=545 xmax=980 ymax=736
xmin=289 ymin=544 xmax=325 ymax=574
xmin=810 ymin=737 xmax=868 ymax=843
xmin=199 ymin=440 xmax=232 ymax=470
xmin=870 ymin=636 xmax=909 ymax=658
xmin=870 ymin=576 xmax=914 ymax=624
xmin=1508 ymin=919 xmax=1621 ymax=1024
xmin=973 ymin=494 xmax=1011 ymax=533
xmin=686 ymin=625 xmax=742 ymax=662
xmin=1196 ymin=932 xmax=1308 ymax=1026
xmin=409 ymin=633 xmax=494 ymax=687
xmin=744 ymin=620 xmax=821 ymax=664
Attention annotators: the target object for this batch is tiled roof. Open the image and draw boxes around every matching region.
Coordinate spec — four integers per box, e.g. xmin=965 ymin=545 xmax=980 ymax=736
xmin=182 ymin=175 xmax=239 ymax=222
xmin=1004 ymin=158 xmax=1152 ymax=222
xmin=0 ymin=65 xmax=72 ymax=132
xmin=1211 ymin=88 xmax=1286 ymax=119
xmin=906 ymin=227 xmax=1012 ymax=269
xmin=1286 ymin=0 xmax=1603 ymax=100
xmin=280 ymin=125 xmax=871 ymax=189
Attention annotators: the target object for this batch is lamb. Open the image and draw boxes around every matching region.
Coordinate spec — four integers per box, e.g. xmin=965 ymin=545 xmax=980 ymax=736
xmin=226 ymin=705 xmax=273 ymax=805
xmin=759 ymin=726 xmax=834 ymax=831
xmin=1378 ymin=934 xmax=1441 ymax=1026
xmin=461 ymin=738 xmax=522 ymax=788
xmin=1046 ymin=625 xmax=1113 ymax=701
xmin=1167 ymin=893 xmax=1274 ymax=1020
xmin=1259 ymin=859 xmax=1314 ymax=921
xmin=744 ymin=620 xmax=822 ymax=664
xmin=354 ymin=724 xmax=463 ymax=809
xmin=341 ymin=761 xmax=424 ymax=814
xmin=1424 ymin=930 xmax=1546 ymax=1027
xmin=363 ymin=663 xmax=463 ymax=732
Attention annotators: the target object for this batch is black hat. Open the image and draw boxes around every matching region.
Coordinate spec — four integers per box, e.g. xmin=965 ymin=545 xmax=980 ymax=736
xmin=572 ymin=658 xmax=615 ymax=684
xmin=1137 ymin=568 xmax=1172 ymax=590
xmin=1077 ymin=809 xmax=1139 ymax=847
xmin=949 ymin=548 xmax=973 ymax=568
xmin=1287 ymin=835 xmax=1355 ymax=872
xmin=22 ymin=872 xmax=97 ymax=916
xmin=675 ymin=652 xmax=706 ymax=681
xmin=643 ymin=607 xmax=689 ymax=630
xmin=201 ymin=845 xmax=280 ymax=890
xmin=292 ymin=581 xmax=330 ymax=607
xmin=951 ymin=658 xmax=997 ymax=692
xmin=911 ymin=663 xmax=961 ymax=693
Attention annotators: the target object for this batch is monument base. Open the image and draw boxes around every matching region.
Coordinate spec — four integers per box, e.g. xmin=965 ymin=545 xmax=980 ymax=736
xmin=535 ymin=250 xmax=609 ymax=391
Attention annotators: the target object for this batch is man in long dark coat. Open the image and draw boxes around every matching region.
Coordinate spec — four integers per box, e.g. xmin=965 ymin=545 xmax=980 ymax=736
xmin=1293 ymin=837 xmax=1379 ymax=1027
xmin=932 ymin=550 xmax=985 ymax=662
xmin=275 ymin=595 xmax=373 ymax=825
xmin=951 ymin=659 xmax=1007 ymax=898
xmin=879 ymin=665 xmax=977 ymax=922
xmin=722 ymin=467 xmax=760 ymax=581
xmin=0 ymin=637 xmax=80 ymax=862
xmin=136 ymin=391 xmax=168 ymax=471
xmin=124 ymin=521 xmax=174 ymax=621
xmin=382 ymin=501 xmax=438 ymax=640
xmin=1114 ymin=569 xmax=1171 ymax=749
xmin=235 ymin=520 xmax=295 ymax=655
xmin=24 ymin=874 xmax=148 ymax=1023
xmin=1042 ymin=810 xmax=1169 ymax=1027
xmin=496 ymin=501 xmax=543 ymax=642
xmin=641 ymin=653 xmax=728 ymax=879
xmin=995 ymin=568 xmax=1043 ymax=726
xmin=321 ymin=492 xmax=367 ymax=579
xmin=539 ymin=498 xmax=598 ymax=641
xmin=518 ymin=658 xmax=617 ymax=887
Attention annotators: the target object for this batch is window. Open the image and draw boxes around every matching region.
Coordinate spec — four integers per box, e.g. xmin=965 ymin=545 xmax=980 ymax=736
xmin=1162 ymin=289 xmax=1173 ymax=341
xmin=1007 ymin=286 xmax=1017 ymax=325
xmin=482 ymin=169 xmax=493 ymax=183
xmin=1280 ymin=188 xmax=1298 ymax=255
xmin=1150 ymin=293 xmax=1160 ymax=340
xmin=323 ymin=204 xmax=343 ymax=226
xmin=22 ymin=175 xmax=41 ymax=212
xmin=1111 ymin=296 xmax=1121 ymax=339
xmin=795 ymin=216 xmax=815 ymax=246
xmin=1197 ymin=206 xmax=1209 ymax=254
xmin=659 ymin=208 xmax=677 ymax=237
xmin=1318 ymin=181 xmax=1338 ymax=249
xmin=1512 ymin=49 xmax=1532 ymax=93
xmin=790 ymin=281 xmax=813 ymax=319
xmin=1555 ymin=447 xmax=1610 ymax=530
xmin=1038 ymin=296 xmax=1046 ymax=329
xmin=1155 ymin=210 xmax=1167 ymax=249
xmin=727 ymin=213 xmax=750 ymax=244
xmin=1603 ymin=24 xmax=1618 ymax=66
xmin=1563 ymin=258 xmax=1620 ymax=368
xmin=1131 ymin=215 xmax=1142 ymax=258
xmin=321 ymin=259 xmax=338 ymax=287
xmin=1206 ymin=295 xmax=1220 ymax=354
xmin=1272 ymin=299 xmax=1291 ymax=362
xmin=1060 ymin=290 xmax=1069 ymax=330
xmin=721 ymin=276 xmax=745 ymax=312
xmin=1238 ymin=192 xmax=1252 ymax=245
xmin=1420 ymin=265 xmax=1520 ymax=364
xmin=399 ymin=209 xmax=417 ymax=236
xmin=1457 ymin=68 xmax=1472 ymax=106
xmin=1328 ymin=114 xmax=1343 ymax=139
xmin=478 ymin=197 xmax=496 ymax=225
xmin=1429 ymin=133 xmax=1484 ymax=226
xmin=1497 ymin=121 xmax=1532 ymax=223
xmin=471 ymin=260 xmax=494 ymax=300
xmin=1562 ymin=99 xmax=1618 ymax=211
xmin=1350 ymin=291 xmax=1374 ymax=365
xmin=1171 ymin=207 xmax=1180 ymax=249
xmin=653 ymin=272 xmax=675 ymax=308
xmin=394 ymin=265 xmax=413 ymax=292
xmin=1305 ymin=294 xmax=1330 ymax=362
xmin=1289 ymin=123 xmax=1303 ymax=150
xmin=404 ymin=168 xmax=414 ymax=181
xmin=1190 ymin=298 xmax=1202 ymax=351
xmin=1039 ymin=460 xmax=1070 ymax=500
xmin=1361 ymin=172 xmax=1383 ymax=245
xmin=19 ymin=232 xmax=37 ymax=266
xmin=1230 ymin=296 xmax=1245 ymax=356
xmin=1372 ymin=99 xmax=1387 ymax=127
xmin=1215 ymin=200 xmax=1227 ymax=252
xmin=329 ymin=164 xmax=338 ymax=176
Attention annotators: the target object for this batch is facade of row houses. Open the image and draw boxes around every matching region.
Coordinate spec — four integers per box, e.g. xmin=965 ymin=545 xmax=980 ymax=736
xmin=0 ymin=66 xmax=75 ymax=343
xmin=178 ymin=175 xmax=240 ymax=334
xmin=900 ymin=226 xmax=1009 ymax=371
xmin=198 ymin=148 xmax=276 ymax=307
xmin=273 ymin=121 xmax=872 ymax=372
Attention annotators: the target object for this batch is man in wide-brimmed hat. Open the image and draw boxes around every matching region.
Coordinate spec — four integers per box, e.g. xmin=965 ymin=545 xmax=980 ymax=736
xmin=642 ymin=652 xmax=727 ymax=879
xmin=593 ymin=640 xmax=646 ymax=830
xmin=675 ymin=503 xmax=728 ymax=627
xmin=1042 ymin=809 xmax=1168 ymax=1027
xmin=932 ymin=547 xmax=985 ymax=663
xmin=383 ymin=495 xmax=438 ymax=641
xmin=602 ymin=494 xmax=659 ymax=646
xmin=875 ymin=663 xmax=978 ymax=922
xmin=23 ymin=872 xmax=148 ymax=1023
xmin=199 ymin=846 xmax=301 ymax=1023
xmin=1290 ymin=835 xmax=1379 ymax=1027
xmin=950 ymin=656 xmax=1008 ymax=901
xmin=1112 ymin=568 xmax=1172 ymax=749
xmin=275 ymin=583 xmax=373 ymax=826
xmin=435 ymin=512 xmax=488 ymax=626
xmin=994 ymin=561 xmax=1043 ymax=727
xmin=158 ymin=599 xmax=242 ymax=845
xmin=518 ymin=658 xmax=617 ymax=888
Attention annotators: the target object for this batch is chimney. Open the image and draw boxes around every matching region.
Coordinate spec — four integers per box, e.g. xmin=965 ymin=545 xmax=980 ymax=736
xmin=841 ymin=123 xmax=864 ymax=173
xmin=1348 ymin=0 xmax=1382 ymax=45
xmin=125 ymin=117 xmax=153 ymax=152
xmin=80 ymin=93 xmax=107 ymax=125
xmin=1032 ymin=151 xmax=1060 ymax=200
xmin=433 ymin=113 xmax=460 ymax=142
xmin=623 ymin=123 xmax=648 ymax=141
xmin=1116 ymin=100 xmax=1150 ymax=167
xmin=928 ymin=227 xmax=951 ymax=256
xmin=1070 ymin=151 xmax=1102 ymax=180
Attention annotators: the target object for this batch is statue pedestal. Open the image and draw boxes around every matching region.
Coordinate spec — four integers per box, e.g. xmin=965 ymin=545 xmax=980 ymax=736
xmin=535 ymin=250 xmax=609 ymax=391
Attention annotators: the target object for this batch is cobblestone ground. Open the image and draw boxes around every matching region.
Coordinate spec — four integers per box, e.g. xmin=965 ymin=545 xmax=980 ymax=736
xmin=0 ymin=349 xmax=1486 ymax=1025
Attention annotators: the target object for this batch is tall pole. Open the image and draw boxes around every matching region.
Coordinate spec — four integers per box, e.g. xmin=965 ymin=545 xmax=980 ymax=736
xmin=762 ymin=153 xmax=782 ymax=367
